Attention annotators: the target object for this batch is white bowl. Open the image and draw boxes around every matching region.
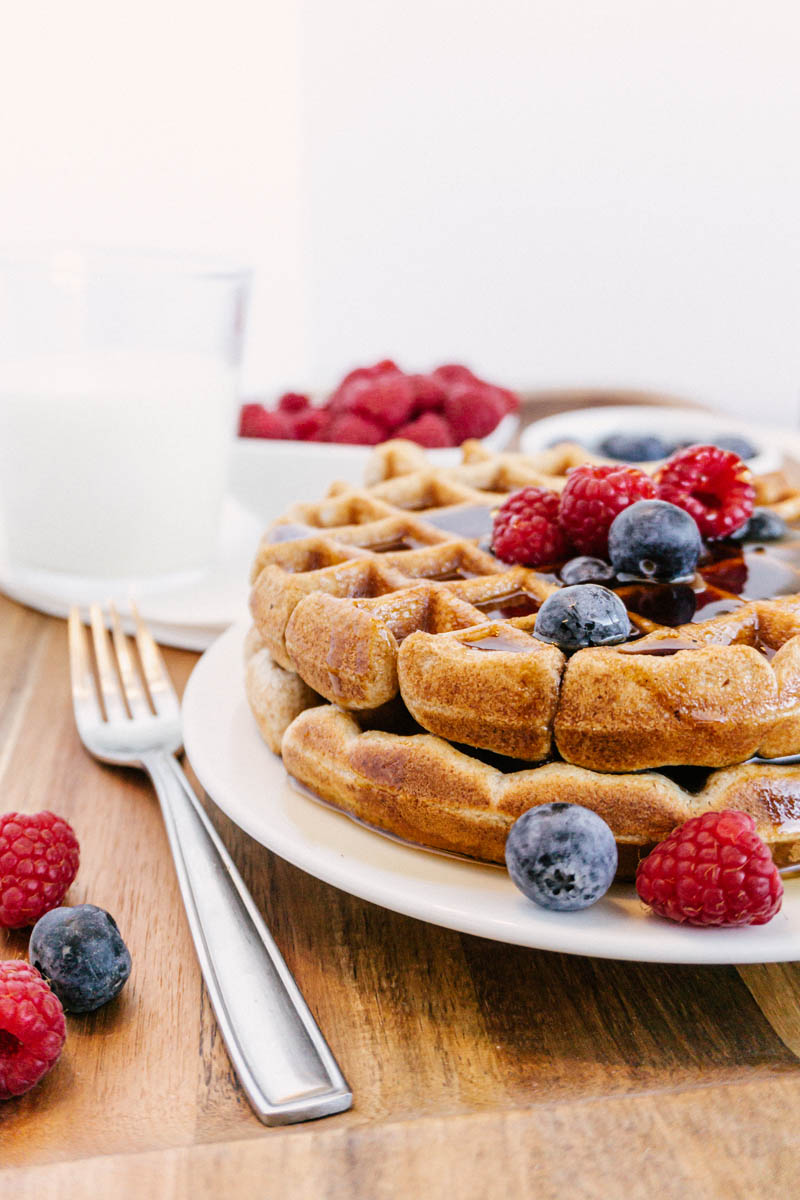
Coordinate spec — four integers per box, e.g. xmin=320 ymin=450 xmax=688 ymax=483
xmin=519 ymin=405 xmax=781 ymax=476
xmin=228 ymin=412 xmax=519 ymax=522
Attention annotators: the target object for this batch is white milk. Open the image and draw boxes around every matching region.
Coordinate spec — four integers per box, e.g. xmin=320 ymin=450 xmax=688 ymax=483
xmin=0 ymin=353 xmax=238 ymax=578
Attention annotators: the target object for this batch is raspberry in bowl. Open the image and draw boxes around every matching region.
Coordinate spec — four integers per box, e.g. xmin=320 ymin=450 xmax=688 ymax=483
xmin=231 ymin=361 xmax=519 ymax=521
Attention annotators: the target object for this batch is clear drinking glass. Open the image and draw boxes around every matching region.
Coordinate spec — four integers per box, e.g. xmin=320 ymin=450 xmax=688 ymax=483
xmin=0 ymin=247 xmax=250 ymax=585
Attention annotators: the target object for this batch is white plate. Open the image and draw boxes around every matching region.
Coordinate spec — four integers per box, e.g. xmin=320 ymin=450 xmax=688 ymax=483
xmin=520 ymin=406 xmax=782 ymax=475
xmin=183 ymin=621 xmax=800 ymax=964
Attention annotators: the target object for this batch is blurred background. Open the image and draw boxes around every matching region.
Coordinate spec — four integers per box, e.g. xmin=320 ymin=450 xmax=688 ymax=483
xmin=1 ymin=0 xmax=798 ymax=421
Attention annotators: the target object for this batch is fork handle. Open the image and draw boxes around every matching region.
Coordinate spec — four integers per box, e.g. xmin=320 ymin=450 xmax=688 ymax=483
xmin=142 ymin=749 xmax=352 ymax=1125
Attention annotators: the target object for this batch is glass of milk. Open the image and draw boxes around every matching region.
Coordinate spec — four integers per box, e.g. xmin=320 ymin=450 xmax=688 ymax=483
xmin=0 ymin=247 xmax=250 ymax=583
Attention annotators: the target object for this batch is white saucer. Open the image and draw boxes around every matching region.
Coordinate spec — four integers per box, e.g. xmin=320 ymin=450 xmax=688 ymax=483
xmin=183 ymin=621 xmax=800 ymax=964
xmin=0 ymin=496 xmax=260 ymax=650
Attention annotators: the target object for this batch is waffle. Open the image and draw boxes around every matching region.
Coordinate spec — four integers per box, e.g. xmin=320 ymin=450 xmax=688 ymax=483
xmin=246 ymin=438 xmax=800 ymax=871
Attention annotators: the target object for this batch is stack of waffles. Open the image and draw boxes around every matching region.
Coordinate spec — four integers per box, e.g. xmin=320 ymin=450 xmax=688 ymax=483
xmin=245 ymin=438 xmax=800 ymax=877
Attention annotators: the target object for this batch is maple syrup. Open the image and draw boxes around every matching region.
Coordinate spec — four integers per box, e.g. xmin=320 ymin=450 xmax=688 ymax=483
xmin=465 ymin=633 xmax=532 ymax=653
xmin=618 ymin=638 xmax=700 ymax=656
xmin=367 ymin=535 xmax=427 ymax=553
xmin=474 ymin=590 xmax=541 ymax=621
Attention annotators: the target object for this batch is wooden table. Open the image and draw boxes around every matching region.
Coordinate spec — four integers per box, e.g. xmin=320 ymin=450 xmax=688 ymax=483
xmin=2 ymin=590 xmax=800 ymax=1197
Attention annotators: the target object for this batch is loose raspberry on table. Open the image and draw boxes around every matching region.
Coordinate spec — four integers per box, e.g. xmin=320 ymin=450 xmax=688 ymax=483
xmin=238 ymin=404 xmax=296 ymax=440
xmin=394 ymin=412 xmax=455 ymax=448
xmin=558 ymin=464 xmax=657 ymax=557
xmin=635 ymin=810 xmax=783 ymax=927
xmin=444 ymin=384 xmax=506 ymax=442
xmin=492 ymin=487 xmax=571 ymax=566
xmin=655 ymin=444 xmax=755 ymax=540
xmin=0 ymin=961 xmax=66 ymax=1099
xmin=0 ymin=812 xmax=80 ymax=930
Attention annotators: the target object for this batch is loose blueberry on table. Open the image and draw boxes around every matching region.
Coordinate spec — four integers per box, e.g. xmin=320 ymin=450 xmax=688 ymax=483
xmin=29 ymin=904 xmax=132 ymax=1013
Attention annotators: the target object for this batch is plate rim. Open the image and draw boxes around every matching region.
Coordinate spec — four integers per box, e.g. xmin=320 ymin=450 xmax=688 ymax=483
xmin=183 ymin=620 xmax=800 ymax=965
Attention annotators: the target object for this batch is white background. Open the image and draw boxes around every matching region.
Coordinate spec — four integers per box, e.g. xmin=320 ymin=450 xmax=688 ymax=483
xmin=1 ymin=1 xmax=798 ymax=422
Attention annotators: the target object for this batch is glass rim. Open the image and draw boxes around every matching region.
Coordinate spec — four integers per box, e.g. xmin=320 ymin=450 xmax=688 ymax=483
xmin=0 ymin=242 xmax=252 ymax=282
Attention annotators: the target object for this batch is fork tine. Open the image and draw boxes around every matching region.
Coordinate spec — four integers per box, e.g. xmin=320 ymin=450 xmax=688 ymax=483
xmin=109 ymin=602 xmax=152 ymax=720
xmin=89 ymin=604 xmax=129 ymax=723
xmin=131 ymin=602 xmax=180 ymax=718
xmin=68 ymin=607 xmax=103 ymax=728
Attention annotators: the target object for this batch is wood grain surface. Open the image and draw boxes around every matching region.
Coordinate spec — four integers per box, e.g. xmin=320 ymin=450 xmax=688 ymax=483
xmin=1 ymin=585 xmax=799 ymax=1199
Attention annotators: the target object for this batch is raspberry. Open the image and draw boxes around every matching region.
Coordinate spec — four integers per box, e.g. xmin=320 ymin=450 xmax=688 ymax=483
xmin=328 ymin=360 xmax=401 ymax=413
xmin=492 ymin=487 xmax=571 ymax=566
xmin=431 ymin=363 xmax=480 ymax=387
xmin=408 ymin=374 xmax=448 ymax=414
xmin=0 ymin=961 xmax=66 ymax=1098
xmin=655 ymin=444 xmax=755 ymax=540
xmin=558 ymin=464 xmax=656 ymax=557
xmin=636 ymin=811 xmax=783 ymax=927
xmin=443 ymin=384 xmax=505 ymax=442
xmin=293 ymin=408 xmax=329 ymax=441
xmin=277 ymin=392 xmax=310 ymax=414
xmin=394 ymin=412 xmax=455 ymax=448
xmin=326 ymin=413 xmax=386 ymax=445
xmin=348 ymin=373 xmax=416 ymax=430
xmin=0 ymin=812 xmax=80 ymax=929
xmin=238 ymin=404 xmax=295 ymax=440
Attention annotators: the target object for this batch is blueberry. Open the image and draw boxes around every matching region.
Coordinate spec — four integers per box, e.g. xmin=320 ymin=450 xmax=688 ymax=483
xmin=711 ymin=434 xmax=757 ymax=460
xmin=505 ymin=803 xmax=618 ymax=912
xmin=559 ymin=556 xmax=616 ymax=586
xmin=608 ymin=499 xmax=702 ymax=582
xmin=534 ymin=584 xmax=630 ymax=650
xmin=598 ymin=432 xmax=674 ymax=462
xmin=730 ymin=507 xmax=788 ymax=542
xmin=29 ymin=905 xmax=132 ymax=1013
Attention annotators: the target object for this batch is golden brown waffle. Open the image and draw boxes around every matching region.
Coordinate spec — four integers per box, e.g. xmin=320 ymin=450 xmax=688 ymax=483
xmin=246 ymin=438 xmax=800 ymax=870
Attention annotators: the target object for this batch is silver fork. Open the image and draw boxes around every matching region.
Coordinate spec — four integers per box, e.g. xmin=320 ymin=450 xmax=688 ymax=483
xmin=68 ymin=603 xmax=352 ymax=1125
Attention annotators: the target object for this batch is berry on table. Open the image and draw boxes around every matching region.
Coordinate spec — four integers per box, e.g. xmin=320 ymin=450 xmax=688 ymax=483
xmin=608 ymin=499 xmax=703 ymax=582
xmin=655 ymin=444 xmax=755 ymax=540
xmin=29 ymin=905 xmax=132 ymax=1013
xmin=635 ymin=810 xmax=783 ymax=926
xmin=0 ymin=812 xmax=80 ymax=929
xmin=534 ymin=584 xmax=631 ymax=650
xmin=505 ymin=803 xmax=618 ymax=912
xmin=558 ymin=464 xmax=657 ymax=557
xmin=0 ymin=961 xmax=66 ymax=1099
xmin=599 ymin=432 xmax=674 ymax=462
xmin=559 ymin=556 xmax=616 ymax=586
xmin=731 ymin=507 xmax=788 ymax=542
xmin=491 ymin=487 xmax=571 ymax=566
